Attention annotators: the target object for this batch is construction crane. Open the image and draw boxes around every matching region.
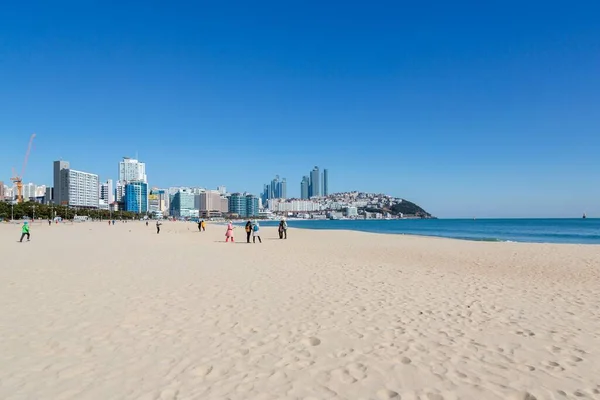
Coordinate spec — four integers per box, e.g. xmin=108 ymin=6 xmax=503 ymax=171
xmin=10 ymin=133 xmax=36 ymax=203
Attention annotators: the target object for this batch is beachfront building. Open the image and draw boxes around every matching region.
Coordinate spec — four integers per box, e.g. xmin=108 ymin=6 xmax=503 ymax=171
xmin=53 ymin=160 xmax=100 ymax=208
xmin=199 ymin=190 xmax=228 ymax=218
xmin=170 ymin=188 xmax=196 ymax=218
xmin=323 ymin=169 xmax=329 ymax=196
xmin=246 ymin=195 xmax=259 ymax=217
xmin=124 ymin=182 xmax=148 ymax=214
xmin=228 ymin=193 xmax=245 ymax=216
xmin=99 ymin=179 xmax=114 ymax=204
xmin=119 ymin=157 xmax=147 ymax=184
xmin=228 ymin=193 xmax=259 ymax=218
xmin=268 ymin=199 xmax=321 ymax=213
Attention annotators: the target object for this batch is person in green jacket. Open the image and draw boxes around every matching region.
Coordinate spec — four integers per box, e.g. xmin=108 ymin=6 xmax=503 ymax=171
xmin=20 ymin=221 xmax=30 ymax=242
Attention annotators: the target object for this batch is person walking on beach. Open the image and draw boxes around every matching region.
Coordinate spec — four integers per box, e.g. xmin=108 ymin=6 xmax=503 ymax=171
xmin=252 ymin=220 xmax=262 ymax=243
xmin=48 ymin=219 xmax=52 ymax=226
xmin=278 ymin=220 xmax=284 ymax=239
xmin=146 ymin=220 xmax=149 ymax=227
xmin=282 ymin=219 xmax=288 ymax=239
xmin=156 ymin=220 xmax=162 ymax=234
xmin=245 ymin=220 xmax=252 ymax=243
xmin=225 ymin=221 xmax=235 ymax=243
xmin=198 ymin=221 xmax=202 ymax=232
xmin=201 ymin=220 xmax=206 ymax=231
xmin=19 ymin=221 xmax=30 ymax=242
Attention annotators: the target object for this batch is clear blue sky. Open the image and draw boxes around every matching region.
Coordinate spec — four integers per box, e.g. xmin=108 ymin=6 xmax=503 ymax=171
xmin=1 ymin=1 xmax=599 ymax=218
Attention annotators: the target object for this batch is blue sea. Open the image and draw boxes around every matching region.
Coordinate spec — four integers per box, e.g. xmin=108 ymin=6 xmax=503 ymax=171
xmin=255 ymin=219 xmax=600 ymax=244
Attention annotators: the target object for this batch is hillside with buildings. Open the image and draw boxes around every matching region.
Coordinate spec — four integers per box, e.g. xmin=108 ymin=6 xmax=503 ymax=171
xmin=265 ymin=192 xmax=433 ymax=220
xmin=2 ymin=159 xmax=432 ymax=221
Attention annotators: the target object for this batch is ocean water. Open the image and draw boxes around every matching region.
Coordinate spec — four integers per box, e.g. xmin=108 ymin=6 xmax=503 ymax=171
xmin=256 ymin=219 xmax=600 ymax=244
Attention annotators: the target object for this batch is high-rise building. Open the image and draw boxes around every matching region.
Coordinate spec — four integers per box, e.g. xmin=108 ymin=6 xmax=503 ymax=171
xmin=246 ymin=195 xmax=259 ymax=217
xmin=262 ymin=175 xmax=287 ymax=203
xmin=217 ymin=186 xmax=227 ymax=195
xmin=119 ymin=157 xmax=147 ymax=183
xmin=300 ymin=176 xmax=310 ymax=200
xmin=115 ymin=181 xmax=125 ymax=202
xmin=322 ymin=169 xmax=329 ymax=196
xmin=148 ymin=190 xmax=160 ymax=213
xmin=22 ymin=183 xmax=36 ymax=200
xmin=228 ymin=193 xmax=246 ymax=216
xmin=53 ymin=160 xmax=70 ymax=205
xmin=99 ymin=180 xmax=114 ymax=204
xmin=280 ymin=178 xmax=287 ymax=199
xmin=53 ymin=160 xmax=99 ymax=208
xmin=45 ymin=187 xmax=54 ymax=204
xmin=309 ymin=166 xmax=321 ymax=197
xmin=220 ymin=197 xmax=229 ymax=213
xmin=228 ymin=193 xmax=259 ymax=217
xmin=199 ymin=190 xmax=223 ymax=212
xmin=0 ymin=181 xmax=4 ymax=200
xmin=170 ymin=188 xmax=195 ymax=218
xmin=124 ymin=182 xmax=148 ymax=213
xmin=35 ymin=185 xmax=46 ymax=198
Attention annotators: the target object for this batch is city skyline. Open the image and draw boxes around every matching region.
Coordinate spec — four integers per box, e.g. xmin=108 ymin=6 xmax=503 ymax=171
xmin=1 ymin=3 xmax=599 ymax=218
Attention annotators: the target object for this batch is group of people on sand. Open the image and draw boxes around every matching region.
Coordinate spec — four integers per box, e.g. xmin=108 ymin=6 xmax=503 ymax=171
xmin=197 ymin=220 xmax=206 ymax=232
xmin=224 ymin=219 xmax=288 ymax=243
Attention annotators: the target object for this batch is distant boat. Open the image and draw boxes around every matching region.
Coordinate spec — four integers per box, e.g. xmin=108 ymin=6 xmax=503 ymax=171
xmin=583 ymin=213 xmax=587 ymax=219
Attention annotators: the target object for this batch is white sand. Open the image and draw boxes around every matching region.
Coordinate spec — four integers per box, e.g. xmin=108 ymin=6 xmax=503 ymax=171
xmin=1 ymin=220 xmax=599 ymax=400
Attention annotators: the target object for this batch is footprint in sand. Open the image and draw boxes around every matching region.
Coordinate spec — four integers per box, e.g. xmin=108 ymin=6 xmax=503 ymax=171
xmin=303 ymin=337 xmax=321 ymax=346
xmin=377 ymin=389 xmax=400 ymax=399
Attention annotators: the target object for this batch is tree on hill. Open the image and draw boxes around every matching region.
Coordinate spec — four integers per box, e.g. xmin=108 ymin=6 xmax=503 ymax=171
xmin=390 ymin=199 xmax=432 ymax=217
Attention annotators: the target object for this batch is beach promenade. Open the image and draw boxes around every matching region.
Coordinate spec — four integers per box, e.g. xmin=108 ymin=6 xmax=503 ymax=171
xmin=1 ymin=221 xmax=599 ymax=400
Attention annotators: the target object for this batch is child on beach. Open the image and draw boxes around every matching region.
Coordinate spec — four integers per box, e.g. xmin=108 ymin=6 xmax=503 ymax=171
xmin=225 ymin=221 xmax=234 ymax=242
xmin=19 ymin=221 xmax=30 ymax=242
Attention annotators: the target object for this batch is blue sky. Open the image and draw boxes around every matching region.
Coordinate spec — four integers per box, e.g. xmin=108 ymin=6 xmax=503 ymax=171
xmin=1 ymin=1 xmax=599 ymax=218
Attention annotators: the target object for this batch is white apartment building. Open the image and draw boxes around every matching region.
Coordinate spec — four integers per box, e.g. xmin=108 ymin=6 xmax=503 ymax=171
xmin=115 ymin=181 xmax=125 ymax=202
xmin=22 ymin=183 xmax=37 ymax=200
xmin=345 ymin=206 xmax=358 ymax=217
xmin=119 ymin=158 xmax=147 ymax=183
xmin=66 ymin=169 xmax=99 ymax=208
xmin=99 ymin=179 xmax=114 ymax=204
xmin=268 ymin=199 xmax=321 ymax=212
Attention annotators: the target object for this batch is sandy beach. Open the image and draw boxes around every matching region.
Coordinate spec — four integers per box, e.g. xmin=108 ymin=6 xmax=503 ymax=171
xmin=1 ymin=220 xmax=599 ymax=400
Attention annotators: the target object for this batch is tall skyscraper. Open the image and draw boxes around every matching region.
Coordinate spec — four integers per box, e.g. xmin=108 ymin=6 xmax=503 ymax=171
xmin=124 ymin=182 xmax=148 ymax=213
xmin=280 ymin=178 xmax=287 ymax=199
xmin=0 ymin=181 xmax=4 ymax=200
xmin=119 ymin=157 xmax=147 ymax=183
xmin=53 ymin=160 xmax=70 ymax=205
xmin=300 ymin=176 xmax=310 ymax=199
xmin=262 ymin=175 xmax=287 ymax=203
xmin=309 ymin=166 xmax=321 ymax=197
xmin=322 ymin=169 xmax=329 ymax=196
